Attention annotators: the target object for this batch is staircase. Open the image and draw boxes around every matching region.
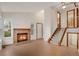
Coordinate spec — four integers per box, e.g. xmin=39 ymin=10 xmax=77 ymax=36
xmin=48 ymin=28 xmax=79 ymax=50
xmin=48 ymin=28 xmax=67 ymax=46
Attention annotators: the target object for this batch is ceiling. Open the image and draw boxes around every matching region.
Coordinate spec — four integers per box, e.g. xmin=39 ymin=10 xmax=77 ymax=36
xmin=0 ymin=2 xmax=59 ymax=12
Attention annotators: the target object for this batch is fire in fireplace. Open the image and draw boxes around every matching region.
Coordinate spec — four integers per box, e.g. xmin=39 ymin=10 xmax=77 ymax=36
xmin=17 ymin=33 xmax=28 ymax=42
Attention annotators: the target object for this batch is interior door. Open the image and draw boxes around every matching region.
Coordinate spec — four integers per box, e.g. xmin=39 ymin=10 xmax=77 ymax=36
xmin=36 ymin=23 xmax=43 ymax=39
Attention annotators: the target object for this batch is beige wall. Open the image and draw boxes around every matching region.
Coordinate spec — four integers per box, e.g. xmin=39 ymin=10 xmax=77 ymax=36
xmin=2 ymin=10 xmax=44 ymax=45
xmin=0 ymin=10 xmax=3 ymax=49
xmin=60 ymin=4 xmax=77 ymax=28
xmin=60 ymin=7 xmax=78 ymax=46
xmin=2 ymin=8 xmax=58 ymax=44
xmin=2 ymin=12 xmax=35 ymax=45
xmin=32 ymin=10 xmax=44 ymax=40
xmin=43 ymin=7 xmax=57 ymax=41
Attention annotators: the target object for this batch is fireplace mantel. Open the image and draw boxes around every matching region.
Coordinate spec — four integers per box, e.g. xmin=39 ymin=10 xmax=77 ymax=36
xmin=13 ymin=28 xmax=31 ymax=43
xmin=14 ymin=28 xmax=31 ymax=30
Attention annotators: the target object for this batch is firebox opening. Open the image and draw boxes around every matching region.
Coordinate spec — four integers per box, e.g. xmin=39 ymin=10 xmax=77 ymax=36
xmin=17 ymin=33 xmax=28 ymax=42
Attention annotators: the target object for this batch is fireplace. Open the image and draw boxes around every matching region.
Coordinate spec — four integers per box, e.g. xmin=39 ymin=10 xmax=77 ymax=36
xmin=17 ymin=33 xmax=28 ymax=42
xmin=13 ymin=28 xmax=31 ymax=43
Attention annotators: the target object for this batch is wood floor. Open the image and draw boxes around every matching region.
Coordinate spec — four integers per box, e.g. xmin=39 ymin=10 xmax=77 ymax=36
xmin=0 ymin=40 xmax=79 ymax=56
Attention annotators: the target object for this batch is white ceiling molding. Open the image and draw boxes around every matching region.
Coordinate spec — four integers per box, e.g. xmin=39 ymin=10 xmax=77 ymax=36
xmin=0 ymin=2 xmax=59 ymax=12
xmin=55 ymin=2 xmax=78 ymax=12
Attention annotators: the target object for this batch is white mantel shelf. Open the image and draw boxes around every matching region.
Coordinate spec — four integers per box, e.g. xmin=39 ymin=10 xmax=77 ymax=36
xmin=14 ymin=28 xmax=31 ymax=30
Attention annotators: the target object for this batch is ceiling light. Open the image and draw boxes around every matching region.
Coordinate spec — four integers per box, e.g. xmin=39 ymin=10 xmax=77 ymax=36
xmin=62 ymin=5 xmax=66 ymax=9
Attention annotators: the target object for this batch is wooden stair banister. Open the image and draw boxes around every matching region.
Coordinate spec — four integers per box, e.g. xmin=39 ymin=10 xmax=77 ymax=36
xmin=58 ymin=28 xmax=67 ymax=46
xmin=48 ymin=28 xmax=59 ymax=43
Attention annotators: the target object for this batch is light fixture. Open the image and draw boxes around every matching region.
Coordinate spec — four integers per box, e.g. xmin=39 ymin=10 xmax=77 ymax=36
xmin=61 ymin=2 xmax=66 ymax=9
xmin=62 ymin=5 xmax=66 ymax=9
xmin=74 ymin=2 xmax=78 ymax=7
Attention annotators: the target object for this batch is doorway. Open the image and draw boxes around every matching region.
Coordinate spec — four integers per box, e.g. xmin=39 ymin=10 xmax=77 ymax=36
xmin=36 ymin=23 xmax=43 ymax=40
xmin=57 ymin=12 xmax=61 ymax=28
xmin=67 ymin=9 xmax=75 ymax=28
xmin=67 ymin=32 xmax=79 ymax=49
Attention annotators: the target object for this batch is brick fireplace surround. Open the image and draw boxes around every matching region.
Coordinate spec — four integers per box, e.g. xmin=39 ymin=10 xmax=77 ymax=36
xmin=13 ymin=28 xmax=31 ymax=43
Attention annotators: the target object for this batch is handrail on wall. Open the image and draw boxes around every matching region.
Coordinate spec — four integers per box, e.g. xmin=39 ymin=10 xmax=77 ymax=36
xmin=48 ymin=28 xmax=67 ymax=46
xmin=58 ymin=28 xmax=67 ymax=46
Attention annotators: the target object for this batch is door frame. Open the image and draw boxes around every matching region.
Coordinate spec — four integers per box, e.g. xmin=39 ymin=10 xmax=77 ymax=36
xmin=67 ymin=32 xmax=79 ymax=49
xmin=57 ymin=12 xmax=61 ymax=28
xmin=77 ymin=8 xmax=79 ymax=27
xmin=67 ymin=9 xmax=75 ymax=28
xmin=36 ymin=23 xmax=43 ymax=40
